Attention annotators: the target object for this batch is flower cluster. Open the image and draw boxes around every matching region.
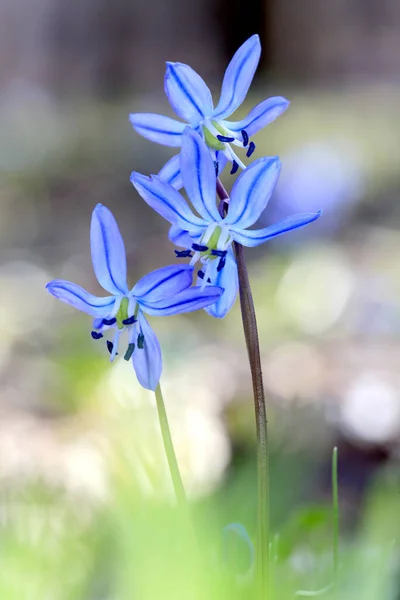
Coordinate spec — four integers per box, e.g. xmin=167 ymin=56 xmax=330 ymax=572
xmin=47 ymin=34 xmax=322 ymax=390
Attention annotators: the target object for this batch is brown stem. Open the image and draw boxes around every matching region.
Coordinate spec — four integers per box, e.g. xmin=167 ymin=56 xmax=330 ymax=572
xmin=217 ymin=178 xmax=269 ymax=597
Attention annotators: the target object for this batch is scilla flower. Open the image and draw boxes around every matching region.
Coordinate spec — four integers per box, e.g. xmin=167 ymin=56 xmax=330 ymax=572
xmin=131 ymin=129 xmax=321 ymax=318
xmin=46 ymin=204 xmax=223 ymax=390
xmin=130 ymin=34 xmax=289 ymax=188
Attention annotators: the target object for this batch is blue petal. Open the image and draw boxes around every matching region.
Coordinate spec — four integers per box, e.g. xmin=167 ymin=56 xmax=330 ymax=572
xmin=90 ymin=204 xmax=128 ymax=295
xmin=158 ymin=154 xmax=183 ymax=189
xmin=138 ymin=285 xmax=223 ymax=316
xmin=203 ymin=250 xmax=238 ymax=318
xmin=169 ymin=224 xmax=194 ymax=248
xmin=129 ymin=113 xmax=185 ymax=147
xmin=213 ymin=35 xmax=261 ymax=120
xmin=164 ymin=62 xmax=213 ymax=125
xmin=46 ymin=280 xmax=116 ymax=317
xmin=224 ymin=157 xmax=281 ymax=229
xmin=223 ymin=96 xmax=290 ymax=137
xmin=231 ymin=211 xmax=322 ymax=247
xmin=180 ymin=129 xmax=221 ymax=223
xmin=131 ymin=311 xmax=162 ymax=391
xmin=130 ymin=172 xmax=206 ymax=235
xmin=132 ymin=265 xmax=193 ymax=302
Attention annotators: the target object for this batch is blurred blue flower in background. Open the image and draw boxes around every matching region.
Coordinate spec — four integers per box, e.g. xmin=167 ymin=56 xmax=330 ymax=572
xmin=131 ymin=129 xmax=321 ymax=318
xmin=46 ymin=204 xmax=223 ymax=390
xmin=267 ymin=141 xmax=364 ymax=235
xmin=129 ymin=34 xmax=289 ymax=189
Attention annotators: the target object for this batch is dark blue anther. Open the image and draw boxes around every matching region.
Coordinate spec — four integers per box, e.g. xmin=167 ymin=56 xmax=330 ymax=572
xmin=175 ymin=249 xmax=192 ymax=258
xmin=217 ymin=257 xmax=226 ymax=272
xmin=197 ymin=270 xmax=211 ymax=283
xmin=106 ymin=340 xmax=114 ymax=354
xmin=241 ymin=129 xmax=249 ymax=147
xmin=217 ymin=135 xmax=235 ymax=143
xmin=230 ymin=161 xmax=239 ymax=175
xmin=124 ymin=343 xmax=135 ymax=361
xmin=137 ymin=333 xmax=145 ymax=349
xmin=246 ymin=141 xmax=256 ymax=158
xmin=91 ymin=331 xmax=103 ymax=340
xmin=214 ymin=161 xmax=219 ymax=176
xmin=192 ymin=243 xmax=208 ymax=252
xmin=102 ymin=317 xmax=116 ymax=326
xmin=122 ymin=315 xmax=137 ymax=326
xmin=211 ymin=249 xmax=227 ymax=257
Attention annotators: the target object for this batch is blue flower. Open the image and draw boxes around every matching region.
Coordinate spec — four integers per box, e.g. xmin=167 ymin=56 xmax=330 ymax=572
xmin=131 ymin=129 xmax=321 ymax=318
xmin=129 ymin=34 xmax=289 ymax=188
xmin=46 ymin=204 xmax=223 ymax=390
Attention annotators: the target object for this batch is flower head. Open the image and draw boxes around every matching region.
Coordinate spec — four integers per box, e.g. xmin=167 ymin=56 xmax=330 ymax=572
xmin=131 ymin=129 xmax=321 ymax=318
xmin=46 ymin=204 xmax=223 ymax=390
xmin=129 ymin=35 xmax=289 ymax=188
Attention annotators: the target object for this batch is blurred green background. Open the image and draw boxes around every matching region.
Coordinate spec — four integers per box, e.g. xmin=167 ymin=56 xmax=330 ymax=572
xmin=1 ymin=0 xmax=400 ymax=597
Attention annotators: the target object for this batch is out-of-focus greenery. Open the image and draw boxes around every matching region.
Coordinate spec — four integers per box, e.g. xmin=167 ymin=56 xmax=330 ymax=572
xmin=0 ymin=448 xmax=399 ymax=599
xmin=1 ymin=85 xmax=400 ymax=598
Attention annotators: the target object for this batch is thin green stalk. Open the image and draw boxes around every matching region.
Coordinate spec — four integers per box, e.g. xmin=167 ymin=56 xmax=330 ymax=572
xmin=155 ymin=383 xmax=187 ymax=508
xmin=217 ymin=179 xmax=269 ymax=598
xmin=332 ymin=446 xmax=339 ymax=587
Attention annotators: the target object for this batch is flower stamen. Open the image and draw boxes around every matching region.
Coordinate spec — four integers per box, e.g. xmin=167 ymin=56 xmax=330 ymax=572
xmin=137 ymin=333 xmax=145 ymax=349
xmin=124 ymin=343 xmax=135 ymax=361
xmin=102 ymin=317 xmax=116 ymax=326
xmin=91 ymin=331 xmax=103 ymax=340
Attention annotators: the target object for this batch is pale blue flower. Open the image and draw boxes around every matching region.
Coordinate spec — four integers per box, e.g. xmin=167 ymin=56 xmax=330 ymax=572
xmin=131 ymin=129 xmax=321 ymax=318
xmin=46 ymin=204 xmax=223 ymax=390
xmin=129 ymin=34 xmax=289 ymax=188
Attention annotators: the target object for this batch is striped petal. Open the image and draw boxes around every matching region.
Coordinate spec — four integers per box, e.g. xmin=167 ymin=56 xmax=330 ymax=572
xmin=90 ymin=204 xmax=128 ymax=295
xmin=129 ymin=113 xmax=185 ymax=147
xmin=46 ymin=280 xmax=116 ymax=318
xmin=181 ymin=129 xmax=221 ymax=223
xmin=158 ymin=154 xmax=183 ymax=189
xmin=223 ymin=96 xmax=290 ymax=138
xmin=132 ymin=265 xmax=193 ymax=302
xmin=213 ymin=35 xmax=261 ymax=120
xmin=224 ymin=157 xmax=281 ymax=229
xmin=164 ymin=62 xmax=213 ymax=125
xmin=203 ymin=250 xmax=238 ymax=318
xmin=130 ymin=172 xmax=206 ymax=236
xmin=231 ymin=211 xmax=322 ymax=247
xmin=138 ymin=285 xmax=223 ymax=316
xmin=131 ymin=311 xmax=162 ymax=391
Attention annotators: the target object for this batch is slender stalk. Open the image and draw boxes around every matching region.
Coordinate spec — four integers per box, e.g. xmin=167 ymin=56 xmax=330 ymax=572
xmin=217 ymin=178 xmax=269 ymax=597
xmin=155 ymin=383 xmax=187 ymax=508
xmin=332 ymin=446 xmax=339 ymax=587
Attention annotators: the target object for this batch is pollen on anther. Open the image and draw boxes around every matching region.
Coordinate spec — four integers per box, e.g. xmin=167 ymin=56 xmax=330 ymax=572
xmin=192 ymin=243 xmax=208 ymax=252
xmin=241 ymin=130 xmax=249 ymax=147
xmin=217 ymin=257 xmax=226 ymax=272
xmin=102 ymin=317 xmax=116 ymax=326
xmin=246 ymin=141 xmax=256 ymax=158
xmin=91 ymin=331 xmax=103 ymax=340
xmin=211 ymin=249 xmax=227 ymax=257
xmin=124 ymin=343 xmax=135 ymax=361
xmin=137 ymin=333 xmax=145 ymax=349
xmin=198 ymin=270 xmax=211 ymax=283
xmin=217 ymin=134 xmax=235 ymax=143
xmin=106 ymin=340 xmax=114 ymax=354
xmin=175 ymin=249 xmax=192 ymax=258
xmin=122 ymin=315 xmax=137 ymax=325
xmin=230 ymin=161 xmax=239 ymax=175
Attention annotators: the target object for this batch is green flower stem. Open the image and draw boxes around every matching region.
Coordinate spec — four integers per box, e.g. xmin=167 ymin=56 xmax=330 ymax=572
xmin=217 ymin=178 xmax=270 ymax=597
xmin=155 ymin=383 xmax=187 ymax=508
xmin=332 ymin=446 xmax=339 ymax=587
